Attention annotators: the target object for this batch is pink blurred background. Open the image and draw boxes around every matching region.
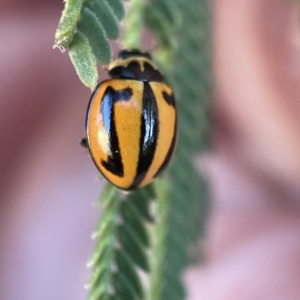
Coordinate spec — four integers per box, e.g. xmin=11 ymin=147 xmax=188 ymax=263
xmin=1 ymin=0 xmax=300 ymax=299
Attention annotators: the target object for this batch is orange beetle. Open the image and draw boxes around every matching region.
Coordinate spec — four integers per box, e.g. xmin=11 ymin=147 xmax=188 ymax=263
xmin=81 ymin=49 xmax=177 ymax=190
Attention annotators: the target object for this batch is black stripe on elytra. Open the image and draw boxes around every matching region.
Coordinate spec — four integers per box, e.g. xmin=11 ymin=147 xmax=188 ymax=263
xmin=100 ymin=86 xmax=133 ymax=177
xmin=130 ymin=82 xmax=159 ymax=189
xmin=162 ymin=91 xmax=175 ymax=107
xmin=153 ymin=109 xmax=178 ymax=178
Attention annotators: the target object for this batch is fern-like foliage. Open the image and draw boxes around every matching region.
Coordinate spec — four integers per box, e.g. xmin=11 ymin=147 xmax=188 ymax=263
xmin=54 ymin=0 xmax=125 ymax=88
xmin=54 ymin=1 xmax=211 ymax=299
xmin=86 ymin=183 xmax=155 ymax=300
xmin=146 ymin=0 xmax=211 ymax=299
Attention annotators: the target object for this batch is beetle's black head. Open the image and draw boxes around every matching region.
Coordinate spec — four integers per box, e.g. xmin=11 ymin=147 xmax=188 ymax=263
xmin=108 ymin=49 xmax=164 ymax=82
xmin=118 ymin=49 xmax=152 ymax=60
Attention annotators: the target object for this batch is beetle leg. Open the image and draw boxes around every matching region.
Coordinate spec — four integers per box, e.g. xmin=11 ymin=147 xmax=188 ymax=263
xmin=80 ymin=137 xmax=88 ymax=148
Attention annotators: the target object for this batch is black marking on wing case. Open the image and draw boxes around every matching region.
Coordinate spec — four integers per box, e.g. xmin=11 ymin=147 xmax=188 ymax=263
xmin=130 ymin=82 xmax=159 ymax=188
xmin=162 ymin=90 xmax=175 ymax=107
xmin=100 ymin=86 xmax=133 ymax=177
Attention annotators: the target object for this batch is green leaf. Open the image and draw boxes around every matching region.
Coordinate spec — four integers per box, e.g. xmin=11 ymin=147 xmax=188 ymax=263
xmin=149 ymin=177 xmax=171 ymax=299
xmin=87 ymin=230 xmax=114 ymax=267
xmin=87 ymin=261 xmax=111 ymax=291
xmin=68 ymin=31 xmax=98 ymax=88
xmin=111 ymin=294 xmax=125 ymax=300
xmin=54 ymin=0 xmax=84 ymax=49
xmin=117 ymin=225 xmax=150 ymax=272
xmin=158 ymin=1 xmax=179 ymax=26
xmin=96 ymin=183 xmax=118 ymax=206
xmin=115 ymin=250 xmax=143 ymax=298
xmin=139 ymin=183 xmax=156 ymax=199
xmin=54 ymin=0 xmax=125 ymax=88
xmin=87 ymin=247 xmax=112 ymax=285
xmin=147 ymin=0 xmax=211 ymax=299
xmin=126 ymin=188 xmax=155 ymax=223
xmin=84 ymin=0 xmax=120 ymax=40
xmin=86 ymin=187 xmax=120 ymax=300
xmin=106 ymin=0 xmax=125 ymax=20
xmin=144 ymin=8 xmax=174 ymax=49
xmin=87 ymin=183 xmax=153 ymax=299
xmin=122 ymin=0 xmax=145 ymax=49
xmin=120 ymin=201 xmax=149 ymax=247
xmin=123 ymin=221 xmax=147 ymax=250
xmin=78 ymin=7 xmax=111 ymax=64
xmin=113 ymin=272 xmax=137 ymax=300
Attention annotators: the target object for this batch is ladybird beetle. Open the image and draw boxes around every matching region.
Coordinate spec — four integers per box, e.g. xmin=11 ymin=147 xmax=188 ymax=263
xmin=81 ymin=49 xmax=177 ymax=190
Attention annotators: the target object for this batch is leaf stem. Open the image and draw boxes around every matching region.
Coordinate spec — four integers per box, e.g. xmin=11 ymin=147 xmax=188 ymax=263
xmin=122 ymin=0 xmax=145 ymax=49
xmin=149 ymin=177 xmax=170 ymax=300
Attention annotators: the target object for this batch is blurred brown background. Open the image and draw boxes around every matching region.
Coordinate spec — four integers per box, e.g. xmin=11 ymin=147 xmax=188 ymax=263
xmin=1 ymin=0 xmax=300 ymax=299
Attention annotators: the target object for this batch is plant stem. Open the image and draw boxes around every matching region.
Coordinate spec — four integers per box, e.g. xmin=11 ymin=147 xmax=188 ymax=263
xmin=122 ymin=0 xmax=144 ymax=49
